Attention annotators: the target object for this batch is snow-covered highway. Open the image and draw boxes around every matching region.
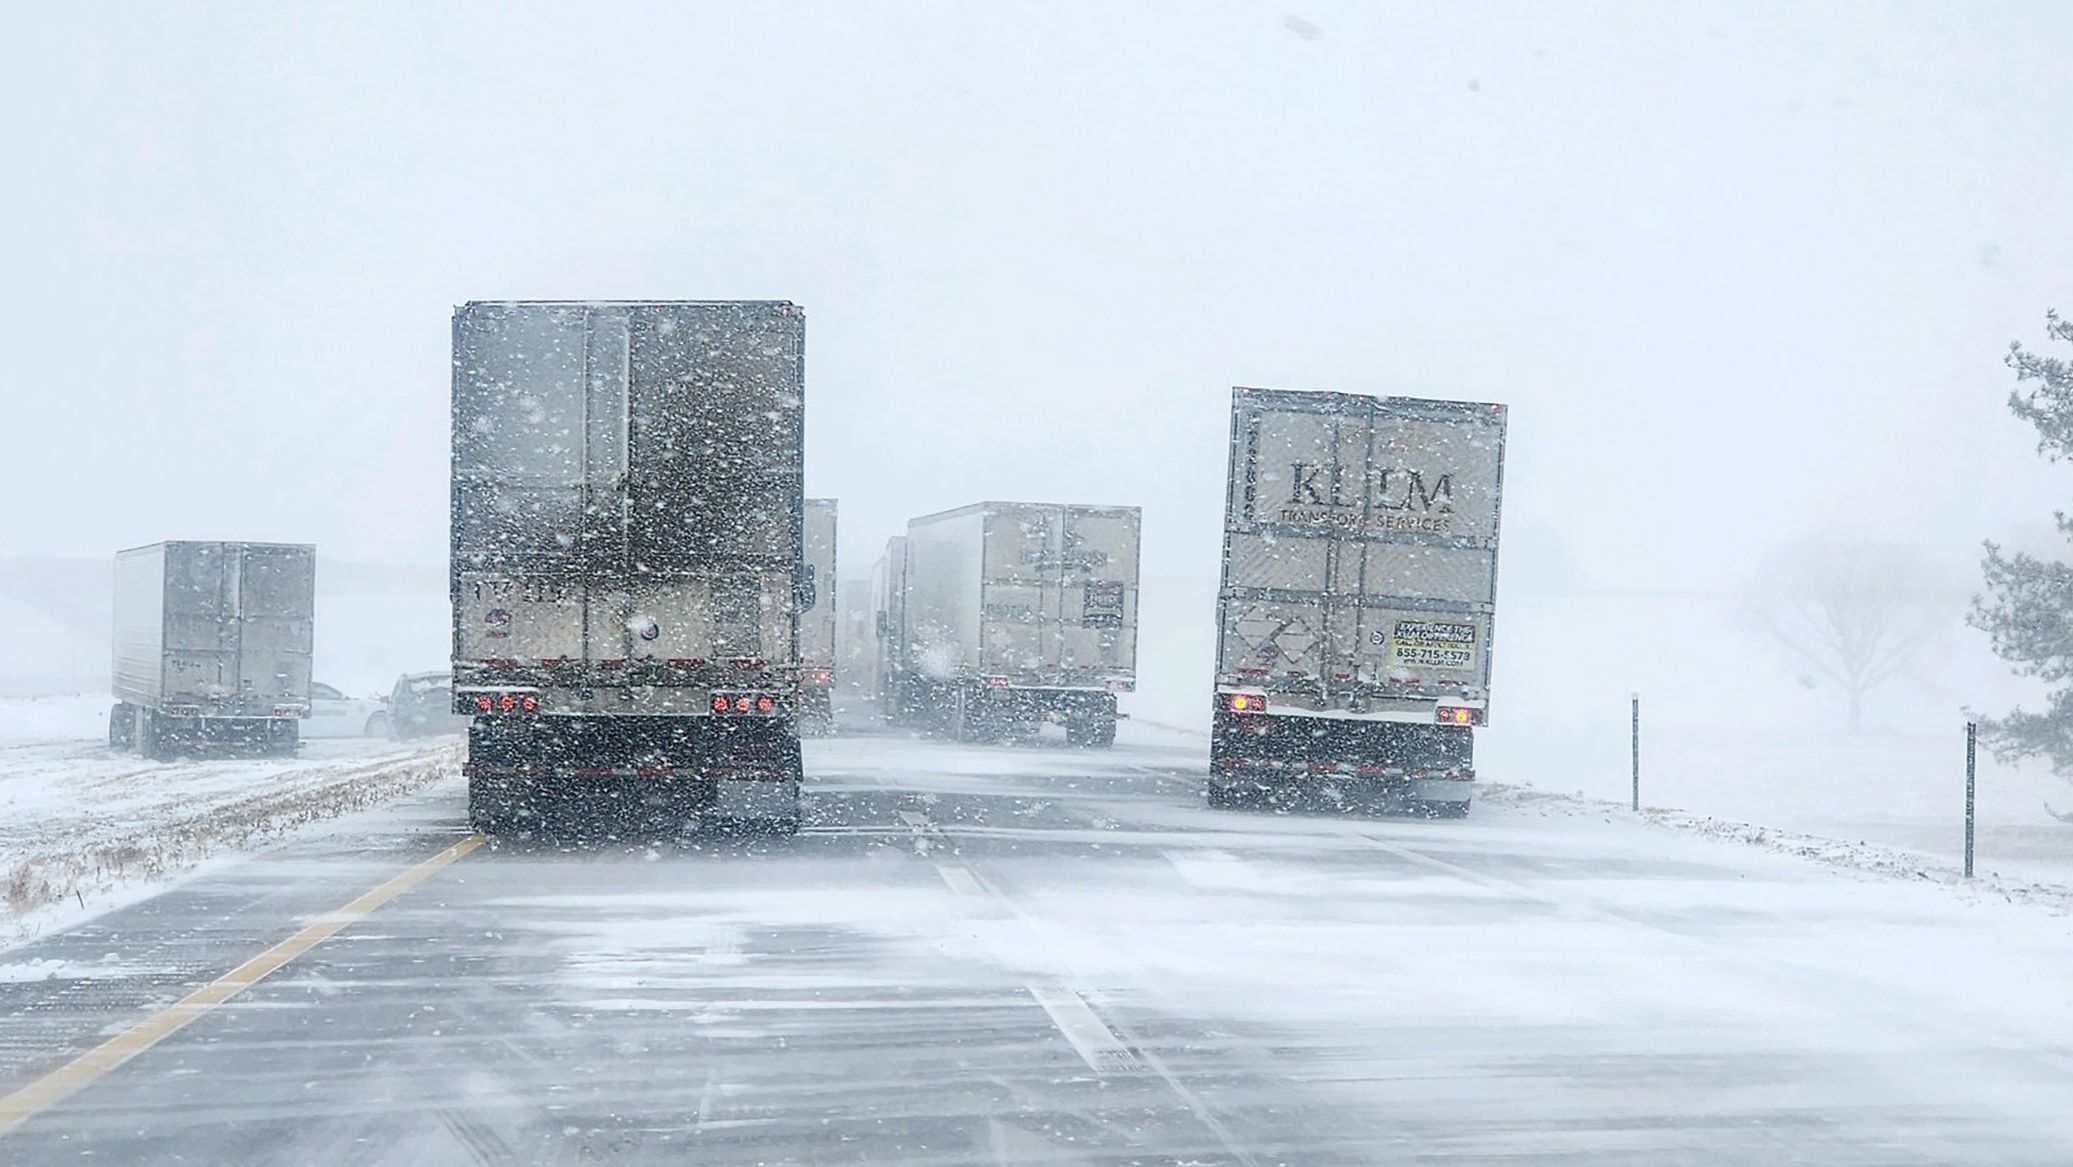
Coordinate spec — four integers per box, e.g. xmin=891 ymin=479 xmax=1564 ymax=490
xmin=4 ymin=724 xmax=2073 ymax=1164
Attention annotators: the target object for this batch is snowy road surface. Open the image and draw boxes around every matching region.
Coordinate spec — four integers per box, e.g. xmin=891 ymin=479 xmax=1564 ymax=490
xmin=4 ymin=727 xmax=2073 ymax=1164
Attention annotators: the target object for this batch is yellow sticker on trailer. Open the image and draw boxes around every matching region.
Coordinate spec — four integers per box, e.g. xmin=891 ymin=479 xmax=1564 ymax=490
xmin=1389 ymin=620 xmax=1476 ymax=670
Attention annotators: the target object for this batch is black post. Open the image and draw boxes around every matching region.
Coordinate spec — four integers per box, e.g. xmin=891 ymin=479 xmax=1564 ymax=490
xmin=1630 ymin=692 xmax=1641 ymax=812
xmin=1965 ymin=721 xmax=1977 ymax=879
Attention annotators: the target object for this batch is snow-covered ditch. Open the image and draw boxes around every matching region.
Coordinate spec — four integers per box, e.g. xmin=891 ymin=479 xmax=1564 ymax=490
xmin=0 ymin=694 xmax=459 ymax=943
xmin=1479 ymin=781 xmax=2073 ymax=915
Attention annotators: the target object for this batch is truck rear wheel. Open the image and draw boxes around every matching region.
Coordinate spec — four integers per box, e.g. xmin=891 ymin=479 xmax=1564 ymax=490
xmin=950 ymin=686 xmax=991 ymax=744
xmin=266 ymin=720 xmax=301 ymax=759
xmin=136 ymin=709 xmax=168 ymax=761
xmin=108 ymin=703 xmax=133 ymax=749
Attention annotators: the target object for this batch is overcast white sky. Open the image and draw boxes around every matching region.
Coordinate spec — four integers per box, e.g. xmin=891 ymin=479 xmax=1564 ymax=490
xmin=4 ymin=1 xmax=2069 ymax=593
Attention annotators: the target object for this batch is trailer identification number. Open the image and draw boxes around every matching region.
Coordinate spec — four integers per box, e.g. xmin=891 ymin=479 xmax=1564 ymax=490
xmin=1385 ymin=620 xmax=1475 ymax=669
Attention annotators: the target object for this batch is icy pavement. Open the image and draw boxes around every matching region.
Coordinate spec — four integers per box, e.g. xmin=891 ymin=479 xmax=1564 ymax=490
xmin=4 ymin=726 xmax=2073 ymax=1163
xmin=0 ymin=694 xmax=458 ymax=939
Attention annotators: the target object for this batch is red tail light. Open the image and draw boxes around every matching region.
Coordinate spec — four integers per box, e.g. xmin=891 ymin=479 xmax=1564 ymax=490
xmin=711 ymin=691 xmax=784 ymax=717
xmin=473 ymin=691 xmax=538 ymax=715
xmin=1436 ymin=705 xmax=1482 ymax=726
xmin=1225 ymin=693 xmax=1265 ymax=713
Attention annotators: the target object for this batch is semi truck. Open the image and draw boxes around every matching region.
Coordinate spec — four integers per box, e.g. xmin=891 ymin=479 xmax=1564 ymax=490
xmin=1209 ymin=387 xmax=1506 ymax=816
xmin=870 ymin=536 xmax=908 ymax=721
xmin=451 ymin=300 xmax=808 ymax=836
xmin=109 ymin=541 xmax=315 ymax=760
xmin=890 ymin=502 xmax=1140 ymax=746
xmin=799 ymin=498 xmax=838 ymax=734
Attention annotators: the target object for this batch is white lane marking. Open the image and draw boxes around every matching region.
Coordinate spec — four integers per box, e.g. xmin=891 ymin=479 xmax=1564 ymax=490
xmin=1031 ymin=984 xmax=1263 ymax=1167
xmin=936 ymin=863 xmax=986 ymax=897
xmin=1359 ymin=833 xmax=1558 ymax=904
xmin=908 ymin=804 xmax=1261 ymax=1166
xmin=1024 ymin=984 xmax=1142 ymax=1075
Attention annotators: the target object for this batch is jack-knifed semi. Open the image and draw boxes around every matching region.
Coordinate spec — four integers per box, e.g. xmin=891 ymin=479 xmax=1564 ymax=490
xmin=451 ymin=300 xmax=808 ymax=835
xmin=886 ymin=503 xmax=1140 ymax=746
xmin=799 ymin=498 xmax=838 ymax=734
xmin=109 ymin=541 xmax=315 ymax=760
xmin=1210 ymin=387 xmax=1506 ymax=816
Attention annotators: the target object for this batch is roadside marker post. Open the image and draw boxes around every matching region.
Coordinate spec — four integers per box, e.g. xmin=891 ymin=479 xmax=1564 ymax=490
xmin=1965 ymin=721 xmax=1977 ymax=879
xmin=1630 ymin=693 xmax=1641 ymax=813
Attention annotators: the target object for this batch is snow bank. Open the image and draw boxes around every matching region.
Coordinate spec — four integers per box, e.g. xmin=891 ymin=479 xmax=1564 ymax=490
xmin=1479 ymin=781 xmax=2073 ymax=914
xmin=0 ymin=693 xmax=110 ymax=748
xmin=0 ymin=737 xmax=459 ymax=945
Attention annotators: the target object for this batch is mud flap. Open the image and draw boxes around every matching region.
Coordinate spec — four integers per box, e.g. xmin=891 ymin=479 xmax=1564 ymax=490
xmin=1408 ymin=777 xmax=1472 ymax=805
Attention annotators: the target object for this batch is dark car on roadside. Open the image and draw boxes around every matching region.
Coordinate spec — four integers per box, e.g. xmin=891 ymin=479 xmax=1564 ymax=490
xmin=388 ymin=671 xmax=472 ymax=740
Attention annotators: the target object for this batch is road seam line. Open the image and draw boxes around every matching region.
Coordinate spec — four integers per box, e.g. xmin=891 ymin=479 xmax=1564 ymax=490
xmin=0 ymin=833 xmax=485 ymax=1136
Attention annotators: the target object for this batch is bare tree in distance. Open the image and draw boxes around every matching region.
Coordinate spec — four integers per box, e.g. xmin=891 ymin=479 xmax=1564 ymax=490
xmin=1746 ymin=538 xmax=1951 ymax=734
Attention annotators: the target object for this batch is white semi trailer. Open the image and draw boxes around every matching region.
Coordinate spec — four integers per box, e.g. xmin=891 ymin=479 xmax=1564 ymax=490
xmin=1209 ymin=387 xmax=1506 ymax=816
xmin=450 ymin=300 xmax=808 ymax=835
xmin=889 ymin=502 xmax=1140 ymax=747
xmin=109 ymin=541 xmax=315 ymax=760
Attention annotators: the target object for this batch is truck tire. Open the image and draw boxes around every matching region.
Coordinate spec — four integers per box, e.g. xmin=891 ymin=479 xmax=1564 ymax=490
xmin=136 ymin=709 xmax=167 ymax=762
xmin=268 ymin=721 xmax=301 ymax=759
xmin=365 ymin=712 xmax=390 ymax=739
xmin=108 ymin=703 xmax=133 ymax=750
xmin=950 ymin=686 xmax=984 ymax=744
xmin=1417 ymin=799 xmax=1471 ymax=820
xmin=1207 ymin=781 xmax=1253 ymax=810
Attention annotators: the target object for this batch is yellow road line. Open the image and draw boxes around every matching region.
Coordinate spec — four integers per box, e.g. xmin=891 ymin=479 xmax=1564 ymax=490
xmin=0 ymin=833 xmax=485 ymax=1136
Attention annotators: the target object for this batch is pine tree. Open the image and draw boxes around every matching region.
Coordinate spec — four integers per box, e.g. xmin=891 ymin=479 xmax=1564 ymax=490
xmin=1972 ymin=312 xmax=2073 ymax=770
